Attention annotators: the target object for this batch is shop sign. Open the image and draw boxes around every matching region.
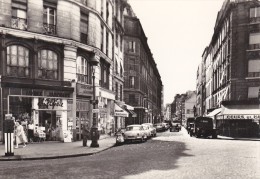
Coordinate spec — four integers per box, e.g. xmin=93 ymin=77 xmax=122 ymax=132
xmin=99 ymin=108 xmax=107 ymax=114
xmin=221 ymin=115 xmax=260 ymax=120
xmin=38 ymin=98 xmax=63 ymax=109
xmin=24 ymin=89 xmax=70 ymax=97
xmin=114 ymin=112 xmax=128 ymax=117
xmin=92 ymin=109 xmax=99 ymax=113
xmin=76 ymin=83 xmax=93 ymax=96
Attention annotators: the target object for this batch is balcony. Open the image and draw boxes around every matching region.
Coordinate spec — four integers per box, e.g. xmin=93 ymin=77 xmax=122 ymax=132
xmin=249 ymin=17 xmax=260 ymax=24
xmin=43 ymin=23 xmax=56 ymax=35
xmin=11 ymin=17 xmax=27 ymax=30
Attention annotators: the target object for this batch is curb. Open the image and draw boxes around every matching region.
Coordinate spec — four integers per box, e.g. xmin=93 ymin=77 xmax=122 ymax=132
xmin=0 ymin=143 xmax=116 ymax=161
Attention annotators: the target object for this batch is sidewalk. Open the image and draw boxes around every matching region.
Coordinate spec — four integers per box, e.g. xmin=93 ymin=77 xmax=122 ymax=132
xmin=217 ymin=135 xmax=260 ymax=141
xmin=0 ymin=135 xmax=116 ymax=161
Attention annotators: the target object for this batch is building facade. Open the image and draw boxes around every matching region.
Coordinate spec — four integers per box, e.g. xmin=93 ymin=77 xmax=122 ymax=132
xmin=123 ymin=3 xmax=163 ymax=125
xmin=199 ymin=0 xmax=260 ymax=137
xmin=0 ymin=0 xmax=115 ymax=141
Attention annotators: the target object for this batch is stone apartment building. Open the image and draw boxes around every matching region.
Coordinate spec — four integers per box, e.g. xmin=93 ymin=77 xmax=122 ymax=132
xmin=0 ymin=0 xmax=117 ymax=141
xmin=198 ymin=0 xmax=260 ymax=137
xmin=123 ymin=3 xmax=163 ymax=125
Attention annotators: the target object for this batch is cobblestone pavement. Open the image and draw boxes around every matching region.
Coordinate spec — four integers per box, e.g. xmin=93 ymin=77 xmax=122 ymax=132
xmin=0 ymin=128 xmax=259 ymax=179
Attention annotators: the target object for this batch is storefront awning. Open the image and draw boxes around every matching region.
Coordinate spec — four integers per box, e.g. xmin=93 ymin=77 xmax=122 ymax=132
xmin=114 ymin=104 xmax=129 ymax=117
xmin=206 ymin=108 xmax=221 ymax=117
xmin=124 ymin=104 xmax=137 ymax=117
xmin=217 ymin=105 xmax=260 ymax=120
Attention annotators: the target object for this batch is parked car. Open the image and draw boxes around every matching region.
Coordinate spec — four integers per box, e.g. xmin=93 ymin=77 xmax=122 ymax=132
xmin=142 ymin=125 xmax=152 ymax=138
xmin=142 ymin=123 xmax=157 ymax=137
xmin=162 ymin=122 xmax=170 ymax=131
xmin=154 ymin=123 xmax=164 ymax=132
xmin=124 ymin=125 xmax=148 ymax=143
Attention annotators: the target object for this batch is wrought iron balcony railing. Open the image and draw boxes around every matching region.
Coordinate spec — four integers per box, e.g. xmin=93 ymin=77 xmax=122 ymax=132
xmin=43 ymin=23 xmax=56 ymax=35
xmin=11 ymin=17 xmax=27 ymax=30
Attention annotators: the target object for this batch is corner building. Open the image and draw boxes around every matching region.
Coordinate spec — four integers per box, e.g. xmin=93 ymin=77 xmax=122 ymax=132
xmin=123 ymin=4 xmax=163 ymax=125
xmin=200 ymin=0 xmax=260 ymax=137
xmin=0 ymin=0 xmax=114 ymax=141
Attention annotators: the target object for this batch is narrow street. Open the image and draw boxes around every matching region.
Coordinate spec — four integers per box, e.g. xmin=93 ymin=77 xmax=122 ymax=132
xmin=0 ymin=128 xmax=259 ymax=179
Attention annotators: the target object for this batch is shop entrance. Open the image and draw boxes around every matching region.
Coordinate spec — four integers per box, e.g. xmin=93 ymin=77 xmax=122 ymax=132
xmin=38 ymin=111 xmax=59 ymax=141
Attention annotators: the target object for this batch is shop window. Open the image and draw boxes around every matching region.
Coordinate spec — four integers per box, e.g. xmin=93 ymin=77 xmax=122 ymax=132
xmin=11 ymin=0 xmax=27 ymax=30
xmin=6 ymin=45 xmax=30 ymax=77
xmin=38 ymin=50 xmax=58 ymax=80
xmin=76 ymin=56 xmax=91 ymax=84
xmin=43 ymin=1 xmax=56 ymax=35
xmin=80 ymin=12 xmax=89 ymax=44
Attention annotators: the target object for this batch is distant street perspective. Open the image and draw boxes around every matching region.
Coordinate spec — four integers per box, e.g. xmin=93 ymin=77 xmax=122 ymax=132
xmin=1 ymin=0 xmax=260 ymax=178
xmin=0 ymin=128 xmax=259 ymax=179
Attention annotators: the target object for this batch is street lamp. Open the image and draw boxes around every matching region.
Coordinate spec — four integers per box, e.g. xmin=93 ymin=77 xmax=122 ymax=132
xmin=89 ymin=52 xmax=99 ymax=148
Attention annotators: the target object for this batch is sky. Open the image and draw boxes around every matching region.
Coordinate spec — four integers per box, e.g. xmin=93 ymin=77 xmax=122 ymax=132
xmin=128 ymin=0 xmax=224 ymax=105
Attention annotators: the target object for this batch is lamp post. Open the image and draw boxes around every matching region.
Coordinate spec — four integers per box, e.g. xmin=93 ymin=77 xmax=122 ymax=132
xmin=89 ymin=52 xmax=99 ymax=148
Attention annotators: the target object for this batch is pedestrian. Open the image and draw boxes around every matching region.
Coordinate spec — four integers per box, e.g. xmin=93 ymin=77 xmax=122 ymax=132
xmin=15 ymin=121 xmax=27 ymax=148
xmin=27 ymin=121 xmax=34 ymax=143
xmin=82 ymin=123 xmax=90 ymax=147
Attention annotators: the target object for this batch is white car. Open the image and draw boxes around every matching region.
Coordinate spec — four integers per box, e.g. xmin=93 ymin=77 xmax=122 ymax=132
xmin=142 ymin=123 xmax=156 ymax=137
xmin=124 ymin=125 xmax=148 ymax=142
xmin=141 ymin=125 xmax=152 ymax=138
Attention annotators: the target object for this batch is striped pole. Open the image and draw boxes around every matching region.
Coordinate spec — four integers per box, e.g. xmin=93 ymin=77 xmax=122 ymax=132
xmin=4 ymin=133 xmax=14 ymax=156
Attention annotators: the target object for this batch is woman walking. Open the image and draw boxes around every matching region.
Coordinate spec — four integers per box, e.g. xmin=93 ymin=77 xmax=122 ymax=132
xmin=15 ymin=121 xmax=27 ymax=148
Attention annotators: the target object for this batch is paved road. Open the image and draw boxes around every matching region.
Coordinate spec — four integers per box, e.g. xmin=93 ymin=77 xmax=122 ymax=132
xmin=0 ymin=128 xmax=259 ymax=179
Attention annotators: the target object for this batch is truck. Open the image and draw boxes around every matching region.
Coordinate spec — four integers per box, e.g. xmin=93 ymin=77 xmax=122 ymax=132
xmin=190 ymin=117 xmax=217 ymax=139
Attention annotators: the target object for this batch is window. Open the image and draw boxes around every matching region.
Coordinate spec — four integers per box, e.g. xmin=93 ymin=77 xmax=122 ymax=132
xmin=120 ymin=35 xmax=123 ymax=51
xmin=120 ymin=85 xmax=123 ymax=101
xmin=100 ymin=60 xmax=110 ymax=89
xmin=120 ymin=64 xmax=123 ymax=77
xmin=115 ymin=60 xmax=118 ymax=74
xmin=43 ymin=2 xmax=56 ymax=35
xmin=129 ymin=94 xmax=135 ymax=104
xmin=115 ymin=82 xmax=118 ymax=100
xmin=248 ymin=59 xmax=260 ymax=77
xmin=101 ymin=25 xmax=104 ymax=51
xmin=129 ymin=41 xmax=135 ymax=53
xmin=76 ymin=56 xmax=91 ymax=84
xmin=80 ymin=12 xmax=89 ymax=44
xmin=129 ymin=76 xmax=135 ymax=88
xmin=250 ymin=7 xmax=260 ymax=23
xmin=248 ymin=86 xmax=260 ymax=98
xmin=106 ymin=32 xmax=109 ymax=55
xmin=249 ymin=33 xmax=260 ymax=50
xmin=101 ymin=0 xmax=104 ymax=18
xmin=38 ymin=50 xmax=58 ymax=80
xmin=6 ymin=45 xmax=29 ymax=77
xmin=106 ymin=1 xmax=109 ymax=23
xmin=11 ymin=0 xmax=27 ymax=30
xmin=115 ymin=33 xmax=118 ymax=47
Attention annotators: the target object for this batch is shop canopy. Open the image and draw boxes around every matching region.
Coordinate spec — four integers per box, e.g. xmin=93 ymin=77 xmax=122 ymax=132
xmin=216 ymin=104 xmax=260 ymax=120
xmin=114 ymin=104 xmax=129 ymax=117
xmin=124 ymin=104 xmax=137 ymax=117
xmin=206 ymin=108 xmax=222 ymax=117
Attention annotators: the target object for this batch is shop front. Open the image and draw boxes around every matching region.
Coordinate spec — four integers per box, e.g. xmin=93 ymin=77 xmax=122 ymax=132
xmin=74 ymin=83 xmax=92 ymax=140
xmin=124 ymin=104 xmax=137 ymax=127
xmin=216 ymin=104 xmax=260 ymax=137
xmin=114 ymin=103 xmax=128 ymax=130
xmin=3 ymin=88 xmax=73 ymax=142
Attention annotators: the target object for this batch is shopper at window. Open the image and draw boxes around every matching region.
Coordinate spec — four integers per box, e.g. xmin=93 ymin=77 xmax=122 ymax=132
xmin=15 ymin=121 xmax=27 ymax=148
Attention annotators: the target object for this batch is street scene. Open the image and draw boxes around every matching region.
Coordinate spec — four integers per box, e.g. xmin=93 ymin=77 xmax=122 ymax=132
xmin=0 ymin=0 xmax=260 ymax=178
xmin=0 ymin=128 xmax=259 ymax=179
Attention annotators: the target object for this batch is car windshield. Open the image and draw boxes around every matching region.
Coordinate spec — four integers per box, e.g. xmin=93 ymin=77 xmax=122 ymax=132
xmin=126 ymin=126 xmax=141 ymax=131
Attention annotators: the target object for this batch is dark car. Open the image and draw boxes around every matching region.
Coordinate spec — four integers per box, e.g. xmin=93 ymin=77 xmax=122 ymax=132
xmin=154 ymin=123 xmax=164 ymax=132
xmin=190 ymin=117 xmax=217 ymax=138
xmin=170 ymin=121 xmax=181 ymax=132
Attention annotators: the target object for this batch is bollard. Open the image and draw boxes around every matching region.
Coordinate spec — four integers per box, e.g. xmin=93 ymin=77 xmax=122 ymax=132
xmin=4 ymin=120 xmax=14 ymax=156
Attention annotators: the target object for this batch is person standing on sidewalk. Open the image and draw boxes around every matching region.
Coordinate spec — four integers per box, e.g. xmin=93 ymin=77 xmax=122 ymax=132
xmin=82 ymin=123 xmax=90 ymax=147
xmin=27 ymin=121 xmax=34 ymax=143
xmin=15 ymin=121 xmax=27 ymax=148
